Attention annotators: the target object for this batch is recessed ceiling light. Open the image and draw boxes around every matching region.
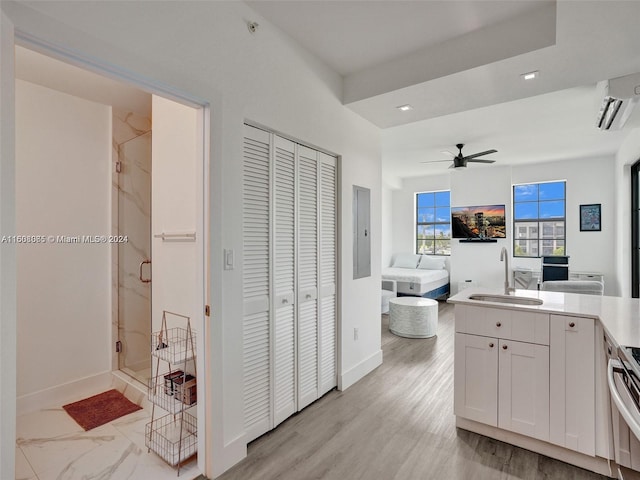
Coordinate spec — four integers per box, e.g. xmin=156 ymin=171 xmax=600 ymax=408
xmin=521 ymin=71 xmax=539 ymax=81
xmin=397 ymin=104 xmax=413 ymax=111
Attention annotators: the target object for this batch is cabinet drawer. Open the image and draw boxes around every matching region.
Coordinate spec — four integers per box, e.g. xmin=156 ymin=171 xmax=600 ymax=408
xmin=569 ymin=273 xmax=604 ymax=282
xmin=455 ymin=305 xmax=549 ymax=345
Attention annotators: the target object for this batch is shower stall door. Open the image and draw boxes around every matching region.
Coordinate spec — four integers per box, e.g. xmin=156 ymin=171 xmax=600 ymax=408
xmin=117 ymin=131 xmax=152 ymax=384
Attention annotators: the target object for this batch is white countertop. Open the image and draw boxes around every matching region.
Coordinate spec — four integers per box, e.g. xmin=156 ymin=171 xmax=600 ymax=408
xmin=448 ymin=288 xmax=640 ymax=347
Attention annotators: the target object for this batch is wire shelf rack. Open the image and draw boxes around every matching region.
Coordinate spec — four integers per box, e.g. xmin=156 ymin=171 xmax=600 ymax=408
xmin=151 ymin=327 xmax=197 ymax=364
xmin=145 ymin=412 xmax=197 ymax=467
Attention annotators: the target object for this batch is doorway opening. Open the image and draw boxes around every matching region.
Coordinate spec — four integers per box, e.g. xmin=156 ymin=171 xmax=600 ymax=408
xmin=13 ymin=40 xmax=209 ymax=476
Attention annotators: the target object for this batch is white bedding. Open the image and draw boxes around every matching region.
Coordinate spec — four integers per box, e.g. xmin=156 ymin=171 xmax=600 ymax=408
xmin=382 ymin=267 xmax=449 ymax=295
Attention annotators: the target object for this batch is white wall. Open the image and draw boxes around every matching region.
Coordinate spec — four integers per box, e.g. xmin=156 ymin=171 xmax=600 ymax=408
xmin=381 ymin=182 xmax=394 ymax=269
xmin=391 ymin=173 xmax=450 ymax=261
xmin=151 ymin=95 xmax=201 ymax=333
xmin=2 ymin=2 xmax=382 ymax=477
xmin=15 ymin=80 xmax=111 ymax=398
xmin=450 ymin=166 xmax=511 ymax=293
xmin=389 ymin=156 xmax=617 ymax=295
xmin=614 ymin=126 xmax=640 ymax=297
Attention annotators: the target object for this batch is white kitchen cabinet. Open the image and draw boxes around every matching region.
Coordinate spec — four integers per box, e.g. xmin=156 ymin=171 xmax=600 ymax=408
xmin=455 ymin=304 xmax=549 ymax=345
xmin=455 ymin=333 xmax=550 ymax=442
xmin=498 ymin=339 xmax=549 ymax=441
xmin=549 ymin=314 xmax=595 ymax=456
xmin=455 ymin=305 xmax=550 ymax=442
xmin=454 ymin=333 xmax=498 ymax=426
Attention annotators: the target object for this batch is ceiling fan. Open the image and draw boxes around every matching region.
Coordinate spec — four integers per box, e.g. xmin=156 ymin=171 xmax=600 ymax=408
xmin=422 ymin=143 xmax=498 ymax=169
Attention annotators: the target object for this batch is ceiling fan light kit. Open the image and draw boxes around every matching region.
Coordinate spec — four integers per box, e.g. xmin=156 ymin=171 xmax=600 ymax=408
xmin=422 ymin=143 xmax=497 ymax=169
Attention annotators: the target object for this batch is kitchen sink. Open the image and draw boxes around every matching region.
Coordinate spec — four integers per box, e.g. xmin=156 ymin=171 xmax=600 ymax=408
xmin=468 ymin=294 xmax=543 ymax=306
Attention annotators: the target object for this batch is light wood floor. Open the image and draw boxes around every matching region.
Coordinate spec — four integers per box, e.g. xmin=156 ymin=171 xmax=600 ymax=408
xmin=217 ymin=302 xmax=609 ymax=480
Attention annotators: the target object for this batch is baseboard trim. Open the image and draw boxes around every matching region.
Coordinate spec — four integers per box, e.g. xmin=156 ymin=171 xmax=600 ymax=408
xmin=456 ymin=416 xmax=616 ymax=478
xmin=16 ymin=371 xmax=112 ymax=416
xmin=339 ymin=349 xmax=383 ymax=391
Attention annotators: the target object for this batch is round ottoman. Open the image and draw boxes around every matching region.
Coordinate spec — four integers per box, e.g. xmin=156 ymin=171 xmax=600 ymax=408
xmin=389 ymin=297 xmax=438 ymax=338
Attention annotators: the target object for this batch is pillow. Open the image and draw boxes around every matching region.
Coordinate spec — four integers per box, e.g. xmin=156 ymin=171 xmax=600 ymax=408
xmin=391 ymin=253 xmax=421 ymax=269
xmin=418 ymin=255 xmax=446 ymax=270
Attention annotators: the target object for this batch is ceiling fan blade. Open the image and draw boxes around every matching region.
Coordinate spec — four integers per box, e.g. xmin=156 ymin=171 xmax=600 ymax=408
xmin=421 ymin=159 xmax=453 ymax=164
xmin=440 ymin=150 xmax=456 ymax=158
xmin=467 ymin=159 xmax=496 ymax=164
xmin=464 ymin=149 xmax=497 ymax=160
xmin=448 ymin=163 xmax=455 ymax=169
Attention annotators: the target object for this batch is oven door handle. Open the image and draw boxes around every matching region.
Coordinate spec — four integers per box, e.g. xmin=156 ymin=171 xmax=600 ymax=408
xmin=608 ymin=358 xmax=640 ymax=441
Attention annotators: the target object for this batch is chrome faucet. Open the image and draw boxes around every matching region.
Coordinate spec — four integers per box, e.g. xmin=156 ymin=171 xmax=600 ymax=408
xmin=500 ymin=247 xmax=516 ymax=295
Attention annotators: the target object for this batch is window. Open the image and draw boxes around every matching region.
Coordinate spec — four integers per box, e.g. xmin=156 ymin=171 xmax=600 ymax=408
xmin=416 ymin=191 xmax=451 ymax=255
xmin=513 ymin=181 xmax=565 ymax=257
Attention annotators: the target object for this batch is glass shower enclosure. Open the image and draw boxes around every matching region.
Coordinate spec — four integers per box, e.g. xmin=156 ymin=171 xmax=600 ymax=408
xmin=117 ymin=131 xmax=152 ymax=385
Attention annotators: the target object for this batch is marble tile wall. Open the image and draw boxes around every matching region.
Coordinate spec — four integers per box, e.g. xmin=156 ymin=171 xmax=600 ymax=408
xmin=111 ymin=109 xmax=152 ymax=381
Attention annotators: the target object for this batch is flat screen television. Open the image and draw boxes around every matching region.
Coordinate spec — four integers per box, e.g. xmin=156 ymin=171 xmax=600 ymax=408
xmin=451 ymin=205 xmax=506 ymax=239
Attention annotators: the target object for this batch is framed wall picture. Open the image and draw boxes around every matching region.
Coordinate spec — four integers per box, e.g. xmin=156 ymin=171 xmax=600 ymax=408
xmin=580 ymin=204 xmax=601 ymax=231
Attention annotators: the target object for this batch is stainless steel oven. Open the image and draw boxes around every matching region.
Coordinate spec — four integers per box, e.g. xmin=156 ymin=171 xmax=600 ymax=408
xmin=608 ymin=340 xmax=640 ymax=478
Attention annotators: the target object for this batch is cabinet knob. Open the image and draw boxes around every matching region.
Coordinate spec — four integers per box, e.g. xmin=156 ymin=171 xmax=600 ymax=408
xmin=496 ymin=322 xmax=502 ymax=327
xmin=569 ymin=322 xmax=575 ymax=328
xmin=502 ymin=344 xmax=508 ymax=350
xmin=489 ymin=342 xmax=494 ymax=348
xmin=306 ymin=294 xmax=312 ymax=299
xmin=282 ymin=299 xmax=288 ymax=304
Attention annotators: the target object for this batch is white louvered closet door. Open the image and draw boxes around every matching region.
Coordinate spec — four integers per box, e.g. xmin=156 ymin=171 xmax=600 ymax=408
xmin=272 ymin=136 xmax=297 ymax=426
xmin=297 ymin=146 xmax=319 ymax=410
xmin=242 ymin=125 xmax=338 ymax=441
xmin=318 ymin=153 xmax=338 ymax=396
xmin=242 ymin=125 xmax=272 ymax=442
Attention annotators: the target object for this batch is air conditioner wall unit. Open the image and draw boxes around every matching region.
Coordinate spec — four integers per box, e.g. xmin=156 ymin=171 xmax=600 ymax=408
xmin=596 ymin=72 xmax=640 ymax=130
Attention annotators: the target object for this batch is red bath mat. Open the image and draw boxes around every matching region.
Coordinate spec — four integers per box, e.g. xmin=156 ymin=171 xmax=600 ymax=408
xmin=63 ymin=389 xmax=142 ymax=431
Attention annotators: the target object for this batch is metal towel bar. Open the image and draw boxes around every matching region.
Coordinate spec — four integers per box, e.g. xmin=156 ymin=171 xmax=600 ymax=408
xmin=153 ymin=232 xmax=196 ymax=242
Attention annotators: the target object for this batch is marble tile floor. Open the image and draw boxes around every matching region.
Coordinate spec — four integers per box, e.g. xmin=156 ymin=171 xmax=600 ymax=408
xmin=15 ymin=402 xmax=200 ymax=480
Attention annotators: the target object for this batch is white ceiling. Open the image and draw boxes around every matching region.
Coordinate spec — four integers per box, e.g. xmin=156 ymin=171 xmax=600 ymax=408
xmin=246 ymin=0 xmax=548 ymax=76
xmin=247 ymin=0 xmax=640 ymax=183
xmin=383 ymin=84 xmax=638 ymax=179
xmin=14 ymin=2 xmax=640 ymax=185
xmin=14 ymin=45 xmax=151 ymax=116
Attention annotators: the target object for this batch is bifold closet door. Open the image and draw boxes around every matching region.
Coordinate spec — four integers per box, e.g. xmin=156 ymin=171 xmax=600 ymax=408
xmin=297 ymin=149 xmax=338 ymax=407
xmin=242 ymin=125 xmax=272 ymax=442
xmin=242 ymin=125 xmax=337 ymax=442
xmin=318 ymin=153 xmax=337 ymax=396
xmin=272 ymin=136 xmax=297 ymax=426
xmin=297 ymin=146 xmax=319 ymax=410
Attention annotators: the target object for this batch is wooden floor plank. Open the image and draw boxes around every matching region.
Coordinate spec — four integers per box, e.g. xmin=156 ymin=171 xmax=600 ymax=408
xmin=218 ymin=302 xmax=609 ymax=480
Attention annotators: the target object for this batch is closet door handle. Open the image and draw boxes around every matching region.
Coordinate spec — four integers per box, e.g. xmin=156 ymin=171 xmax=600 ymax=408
xmin=139 ymin=260 xmax=151 ymax=283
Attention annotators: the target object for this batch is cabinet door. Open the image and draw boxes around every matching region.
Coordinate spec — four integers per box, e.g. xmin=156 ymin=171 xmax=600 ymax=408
xmin=454 ymin=333 xmax=498 ymax=426
xmin=498 ymin=340 xmax=549 ymax=441
xmin=549 ymin=315 xmax=595 ymax=455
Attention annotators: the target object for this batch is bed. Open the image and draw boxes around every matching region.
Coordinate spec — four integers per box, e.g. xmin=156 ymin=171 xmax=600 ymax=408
xmin=382 ymin=253 xmax=450 ymax=299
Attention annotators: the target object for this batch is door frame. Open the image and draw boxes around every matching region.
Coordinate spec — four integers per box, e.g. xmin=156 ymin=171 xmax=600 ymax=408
xmin=6 ymin=25 xmax=212 ymax=476
xmin=0 ymin=11 xmax=17 ymax=480
xmin=632 ymin=158 xmax=640 ymax=298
